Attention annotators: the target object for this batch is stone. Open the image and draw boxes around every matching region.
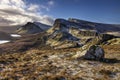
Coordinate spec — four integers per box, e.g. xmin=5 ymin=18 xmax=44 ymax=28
xmin=84 ymin=45 xmax=104 ymax=60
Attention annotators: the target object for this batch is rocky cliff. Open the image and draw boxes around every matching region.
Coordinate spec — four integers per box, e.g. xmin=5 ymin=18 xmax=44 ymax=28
xmin=47 ymin=18 xmax=118 ymax=49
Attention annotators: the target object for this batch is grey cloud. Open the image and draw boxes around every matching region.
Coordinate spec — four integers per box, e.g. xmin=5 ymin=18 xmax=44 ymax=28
xmin=0 ymin=17 xmax=15 ymax=26
xmin=0 ymin=9 xmax=23 ymax=15
xmin=0 ymin=0 xmax=55 ymax=26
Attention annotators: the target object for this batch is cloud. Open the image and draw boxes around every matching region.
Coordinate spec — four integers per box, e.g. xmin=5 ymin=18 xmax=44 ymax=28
xmin=28 ymin=4 xmax=39 ymax=12
xmin=48 ymin=0 xmax=54 ymax=6
xmin=0 ymin=17 xmax=15 ymax=26
xmin=0 ymin=0 xmax=54 ymax=26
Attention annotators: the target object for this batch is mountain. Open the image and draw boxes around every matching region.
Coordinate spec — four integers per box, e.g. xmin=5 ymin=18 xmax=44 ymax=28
xmin=0 ymin=18 xmax=120 ymax=80
xmin=46 ymin=18 xmax=118 ymax=49
xmin=69 ymin=18 xmax=120 ymax=32
xmin=17 ymin=22 xmax=51 ymax=34
xmin=48 ymin=18 xmax=120 ymax=34
xmin=33 ymin=22 xmax=51 ymax=30
xmin=1 ymin=18 xmax=118 ymax=49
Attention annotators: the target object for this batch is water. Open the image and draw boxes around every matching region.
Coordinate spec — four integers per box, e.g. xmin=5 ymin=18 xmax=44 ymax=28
xmin=10 ymin=34 xmax=21 ymax=37
xmin=0 ymin=40 xmax=10 ymax=44
xmin=0 ymin=34 xmax=21 ymax=44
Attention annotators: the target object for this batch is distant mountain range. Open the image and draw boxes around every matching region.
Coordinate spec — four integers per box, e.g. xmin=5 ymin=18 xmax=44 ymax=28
xmin=48 ymin=18 xmax=120 ymax=33
xmin=46 ymin=18 xmax=120 ymax=49
xmin=13 ymin=18 xmax=120 ymax=48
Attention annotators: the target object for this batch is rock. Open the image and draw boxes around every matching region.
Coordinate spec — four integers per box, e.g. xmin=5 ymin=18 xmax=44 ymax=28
xmin=104 ymin=38 xmax=120 ymax=45
xmin=46 ymin=30 xmax=79 ymax=49
xmin=84 ymin=45 xmax=104 ymax=60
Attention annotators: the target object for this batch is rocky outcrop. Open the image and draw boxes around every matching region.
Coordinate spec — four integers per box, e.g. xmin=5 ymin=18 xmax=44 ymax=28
xmin=46 ymin=31 xmax=79 ymax=49
xmin=97 ymin=33 xmax=117 ymax=44
xmin=84 ymin=45 xmax=104 ymax=60
xmin=104 ymin=38 xmax=120 ymax=45
xmin=68 ymin=18 xmax=120 ymax=33
xmin=69 ymin=27 xmax=98 ymax=39
xmin=47 ymin=18 xmax=118 ymax=49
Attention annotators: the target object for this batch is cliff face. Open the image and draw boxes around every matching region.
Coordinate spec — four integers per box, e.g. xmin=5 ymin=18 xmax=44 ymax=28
xmin=46 ymin=18 xmax=118 ymax=49
xmin=69 ymin=27 xmax=98 ymax=39
xmin=68 ymin=18 xmax=120 ymax=33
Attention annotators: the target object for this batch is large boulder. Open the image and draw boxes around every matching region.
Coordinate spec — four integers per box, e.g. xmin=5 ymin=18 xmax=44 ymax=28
xmin=84 ymin=45 xmax=104 ymax=60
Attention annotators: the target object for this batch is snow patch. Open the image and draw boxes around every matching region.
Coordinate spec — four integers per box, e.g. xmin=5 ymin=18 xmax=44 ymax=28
xmin=0 ymin=40 xmax=10 ymax=44
xmin=11 ymin=34 xmax=21 ymax=37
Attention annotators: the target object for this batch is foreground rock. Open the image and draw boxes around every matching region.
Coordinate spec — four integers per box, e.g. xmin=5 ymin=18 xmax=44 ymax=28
xmin=84 ymin=45 xmax=105 ymax=60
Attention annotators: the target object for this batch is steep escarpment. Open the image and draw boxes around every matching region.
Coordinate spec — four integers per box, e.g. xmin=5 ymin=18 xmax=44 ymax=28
xmin=46 ymin=31 xmax=79 ymax=49
xmin=47 ymin=18 xmax=118 ymax=49
xmin=68 ymin=18 xmax=120 ymax=33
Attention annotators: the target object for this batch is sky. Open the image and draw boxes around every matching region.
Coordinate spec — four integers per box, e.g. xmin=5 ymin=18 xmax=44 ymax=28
xmin=0 ymin=0 xmax=120 ymax=26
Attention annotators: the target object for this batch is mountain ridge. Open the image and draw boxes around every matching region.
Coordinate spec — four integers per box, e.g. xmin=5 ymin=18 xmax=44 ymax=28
xmin=16 ymin=22 xmax=51 ymax=34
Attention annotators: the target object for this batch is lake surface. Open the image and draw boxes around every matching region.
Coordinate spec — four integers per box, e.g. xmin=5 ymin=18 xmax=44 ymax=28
xmin=0 ymin=34 xmax=21 ymax=44
xmin=0 ymin=40 xmax=10 ymax=44
xmin=10 ymin=34 xmax=21 ymax=37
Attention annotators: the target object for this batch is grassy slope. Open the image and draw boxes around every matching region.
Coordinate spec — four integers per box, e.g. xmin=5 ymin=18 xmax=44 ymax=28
xmin=0 ymin=37 xmax=120 ymax=80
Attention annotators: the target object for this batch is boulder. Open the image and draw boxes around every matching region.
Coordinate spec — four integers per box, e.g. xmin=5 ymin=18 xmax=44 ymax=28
xmin=84 ymin=45 xmax=104 ymax=60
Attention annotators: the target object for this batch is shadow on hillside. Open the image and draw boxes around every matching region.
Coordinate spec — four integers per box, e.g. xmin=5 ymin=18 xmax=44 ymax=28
xmin=79 ymin=57 xmax=120 ymax=64
xmin=100 ymin=58 xmax=120 ymax=64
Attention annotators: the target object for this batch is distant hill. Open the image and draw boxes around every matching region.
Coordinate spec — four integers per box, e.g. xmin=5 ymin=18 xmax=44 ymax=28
xmin=16 ymin=22 xmax=51 ymax=34
xmin=68 ymin=18 xmax=120 ymax=36
xmin=0 ymin=31 xmax=12 ymax=40
xmin=0 ymin=25 xmax=20 ymax=34
xmin=33 ymin=22 xmax=52 ymax=30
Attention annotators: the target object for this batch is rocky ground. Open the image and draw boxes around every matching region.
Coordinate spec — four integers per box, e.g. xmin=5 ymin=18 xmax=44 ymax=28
xmin=0 ymin=44 xmax=120 ymax=80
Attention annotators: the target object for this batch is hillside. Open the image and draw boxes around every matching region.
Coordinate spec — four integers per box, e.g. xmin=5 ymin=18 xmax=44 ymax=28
xmin=17 ymin=22 xmax=51 ymax=34
xmin=0 ymin=18 xmax=120 ymax=80
xmin=0 ymin=31 xmax=12 ymax=40
xmin=0 ymin=25 xmax=20 ymax=34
